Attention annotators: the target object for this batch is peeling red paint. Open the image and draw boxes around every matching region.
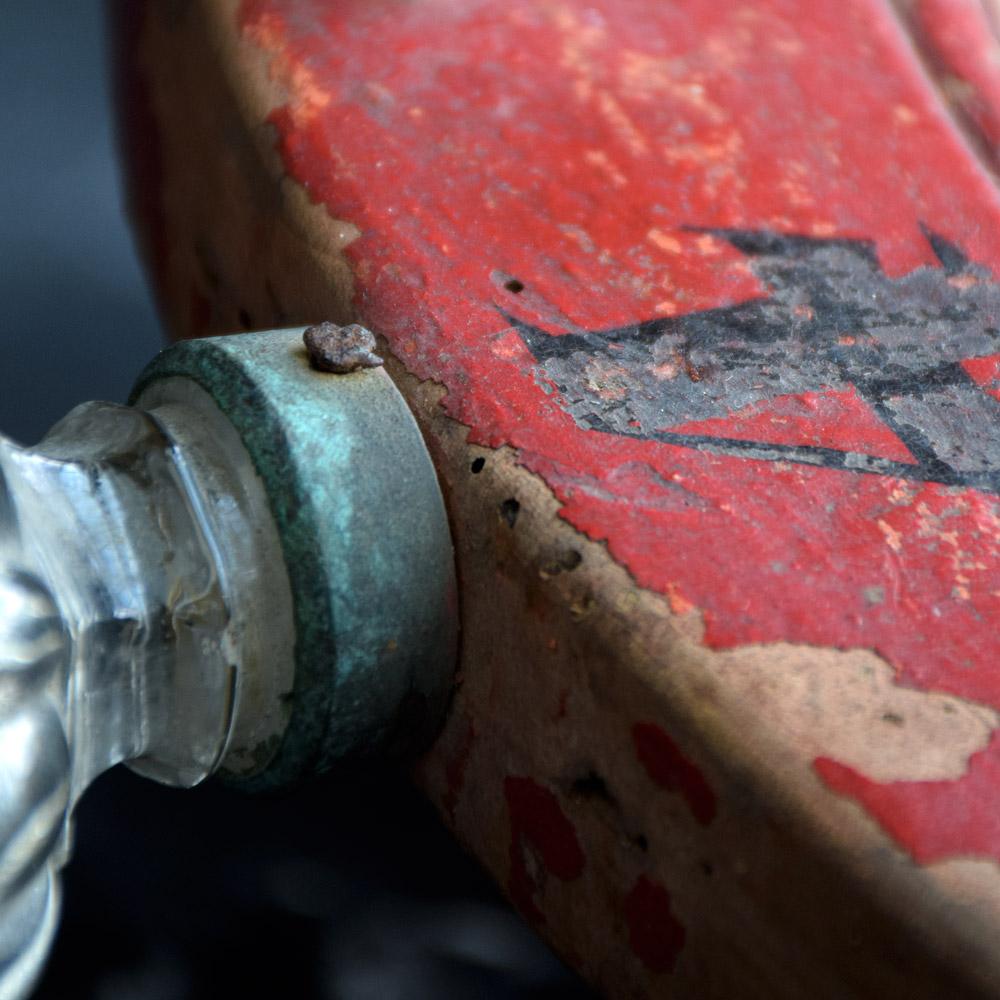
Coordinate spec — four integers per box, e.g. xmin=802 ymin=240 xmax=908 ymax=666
xmin=504 ymin=776 xmax=586 ymax=922
xmin=633 ymin=723 xmax=716 ymax=825
xmin=239 ymin=0 xmax=1000 ymax=863
xmin=624 ymin=875 xmax=687 ymax=974
xmin=816 ymin=732 xmax=1000 ymax=864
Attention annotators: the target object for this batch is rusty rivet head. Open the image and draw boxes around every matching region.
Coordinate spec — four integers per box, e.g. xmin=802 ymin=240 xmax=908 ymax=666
xmin=303 ymin=322 xmax=384 ymax=374
xmin=132 ymin=327 xmax=457 ymax=791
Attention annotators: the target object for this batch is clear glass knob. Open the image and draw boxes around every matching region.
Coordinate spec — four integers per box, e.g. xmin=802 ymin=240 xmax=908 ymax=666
xmin=0 ymin=389 xmax=295 ymax=997
xmin=0 ymin=327 xmax=457 ymax=998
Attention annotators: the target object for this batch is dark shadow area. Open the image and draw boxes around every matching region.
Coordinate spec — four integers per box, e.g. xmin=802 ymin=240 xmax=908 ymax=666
xmin=40 ymin=766 xmax=590 ymax=1000
xmin=0 ymin=5 xmax=593 ymax=997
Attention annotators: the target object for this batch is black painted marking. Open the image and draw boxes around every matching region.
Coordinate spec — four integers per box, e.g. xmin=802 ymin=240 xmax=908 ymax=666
xmin=504 ymin=229 xmax=1000 ymax=492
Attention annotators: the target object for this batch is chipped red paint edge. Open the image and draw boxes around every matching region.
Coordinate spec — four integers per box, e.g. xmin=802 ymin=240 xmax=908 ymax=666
xmin=624 ymin=876 xmax=687 ymax=975
xmin=503 ymin=733 xmax=705 ymax=971
xmin=237 ymin=0 xmax=1000 ymax=888
xmin=504 ymin=776 xmax=586 ymax=923
xmin=815 ymin=733 xmax=1000 ymax=864
xmin=633 ymin=722 xmax=717 ymax=826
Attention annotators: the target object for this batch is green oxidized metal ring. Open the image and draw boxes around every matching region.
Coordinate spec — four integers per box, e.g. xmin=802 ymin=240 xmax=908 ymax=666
xmin=130 ymin=328 xmax=458 ymax=791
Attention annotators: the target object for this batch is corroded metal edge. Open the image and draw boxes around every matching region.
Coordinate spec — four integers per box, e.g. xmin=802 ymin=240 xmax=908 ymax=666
xmin=130 ymin=328 xmax=458 ymax=789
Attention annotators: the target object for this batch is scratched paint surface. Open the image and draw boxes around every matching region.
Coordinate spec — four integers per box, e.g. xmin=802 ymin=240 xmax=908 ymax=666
xmin=240 ymin=0 xmax=1000 ymax=867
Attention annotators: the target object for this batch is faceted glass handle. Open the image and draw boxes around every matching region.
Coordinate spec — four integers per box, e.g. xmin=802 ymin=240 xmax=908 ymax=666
xmin=0 ymin=327 xmax=458 ymax=997
xmin=0 ymin=391 xmax=289 ymax=997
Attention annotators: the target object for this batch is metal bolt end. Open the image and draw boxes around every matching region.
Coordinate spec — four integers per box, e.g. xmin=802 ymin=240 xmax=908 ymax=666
xmin=303 ymin=322 xmax=384 ymax=374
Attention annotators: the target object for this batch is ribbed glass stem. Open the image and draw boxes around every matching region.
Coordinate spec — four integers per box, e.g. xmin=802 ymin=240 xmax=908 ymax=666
xmin=0 ymin=387 xmax=291 ymax=999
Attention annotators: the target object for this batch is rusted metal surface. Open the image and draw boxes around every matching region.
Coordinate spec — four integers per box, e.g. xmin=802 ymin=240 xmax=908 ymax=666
xmin=115 ymin=1 xmax=1000 ymax=996
xmin=303 ymin=321 xmax=383 ymax=374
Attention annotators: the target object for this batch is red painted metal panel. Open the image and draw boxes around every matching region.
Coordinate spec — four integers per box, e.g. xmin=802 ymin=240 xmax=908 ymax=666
xmin=237 ymin=0 xmax=1000 ymax=872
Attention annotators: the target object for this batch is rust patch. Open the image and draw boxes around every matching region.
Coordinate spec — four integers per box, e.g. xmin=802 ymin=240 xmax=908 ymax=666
xmin=303 ymin=321 xmax=384 ymax=373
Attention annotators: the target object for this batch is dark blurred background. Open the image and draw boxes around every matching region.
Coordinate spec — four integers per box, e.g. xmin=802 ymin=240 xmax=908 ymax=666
xmin=0 ymin=5 xmax=590 ymax=997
